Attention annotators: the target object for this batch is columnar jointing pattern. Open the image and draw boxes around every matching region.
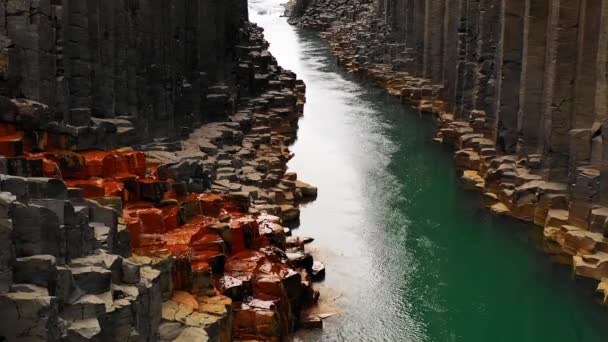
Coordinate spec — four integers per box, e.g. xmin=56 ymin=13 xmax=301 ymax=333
xmin=289 ymin=0 xmax=608 ymax=303
xmin=0 ymin=0 xmax=248 ymax=139
xmin=377 ymin=0 xmax=608 ymax=180
xmin=0 ymin=1 xmax=328 ymax=340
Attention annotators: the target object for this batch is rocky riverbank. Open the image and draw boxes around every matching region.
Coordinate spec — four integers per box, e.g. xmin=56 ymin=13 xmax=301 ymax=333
xmin=0 ymin=1 xmax=325 ymax=340
xmin=288 ymin=0 xmax=608 ymax=304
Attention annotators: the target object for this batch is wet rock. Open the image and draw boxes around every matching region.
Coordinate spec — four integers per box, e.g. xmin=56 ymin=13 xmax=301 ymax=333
xmin=311 ymin=261 xmax=326 ymax=281
xmin=287 ymin=251 xmax=314 ymax=271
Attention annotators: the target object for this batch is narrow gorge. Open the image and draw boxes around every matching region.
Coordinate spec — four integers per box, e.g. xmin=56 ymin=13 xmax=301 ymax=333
xmin=2 ymin=0 xmax=608 ymax=341
xmin=0 ymin=0 xmax=324 ymax=341
xmin=283 ymin=0 xmax=608 ymax=340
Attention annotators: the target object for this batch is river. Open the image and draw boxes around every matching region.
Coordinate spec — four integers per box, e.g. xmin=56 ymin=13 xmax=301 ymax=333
xmin=249 ymin=1 xmax=608 ymax=341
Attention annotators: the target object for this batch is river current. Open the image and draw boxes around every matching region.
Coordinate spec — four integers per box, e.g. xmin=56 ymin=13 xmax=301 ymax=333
xmin=249 ymin=1 xmax=608 ymax=341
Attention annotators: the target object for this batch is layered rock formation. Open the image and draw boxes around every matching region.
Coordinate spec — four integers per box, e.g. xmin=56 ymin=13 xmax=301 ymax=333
xmin=289 ymin=0 xmax=608 ymax=303
xmin=0 ymin=0 xmax=325 ymax=341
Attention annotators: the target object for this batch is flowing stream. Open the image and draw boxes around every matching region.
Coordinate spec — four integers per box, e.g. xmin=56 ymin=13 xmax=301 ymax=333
xmin=250 ymin=1 xmax=608 ymax=341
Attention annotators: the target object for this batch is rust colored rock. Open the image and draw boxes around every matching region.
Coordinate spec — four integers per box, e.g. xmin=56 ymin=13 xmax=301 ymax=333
xmin=233 ymin=300 xmax=281 ymax=342
xmin=81 ymin=151 xmax=118 ymax=178
xmin=0 ymin=134 xmax=23 ymax=157
xmin=118 ymin=150 xmax=147 ymax=177
xmin=199 ymin=193 xmax=224 ymax=217
xmin=66 ymin=178 xmax=106 ymax=198
xmin=43 ymin=151 xmax=87 ymax=178
xmin=135 ymin=208 xmax=168 ymax=234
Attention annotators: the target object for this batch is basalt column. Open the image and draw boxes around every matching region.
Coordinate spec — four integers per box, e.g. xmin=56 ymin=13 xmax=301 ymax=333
xmin=422 ymin=0 xmax=445 ymax=82
xmin=63 ymin=0 xmax=94 ymax=125
xmin=568 ymin=0 xmax=606 ymax=229
xmin=403 ymin=0 xmax=415 ymax=46
xmin=112 ymin=0 xmax=138 ymax=118
xmin=4 ymin=0 xmax=56 ymax=108
xmin=392 ymin=0 xmax=409 ymax=40
xmin=495 ymin=0 xmax=524 ymax=153
xmin=517 ymin=0 xmax=549 ymax=156
xmin=0 ymin=0 xmax=247 ymax=140
xmin=411 ymin=0 xmax=426 ymax=76
xmin=571 ymin=0 xmax=604 ymax=171
xmin=542 ymin=0 xmax=580 ymax=181
xmin=454 ymin=0 xmax=479 ymax=119
xmin=474 ymin=0 xmax=501 ymax=139
xmin=599 ymin=1 xmax=608 ymax=207
xmin=199 ymin=0 xmax=230 ymax=84
xmin=441 ymin=0 xmax=461 ymax=112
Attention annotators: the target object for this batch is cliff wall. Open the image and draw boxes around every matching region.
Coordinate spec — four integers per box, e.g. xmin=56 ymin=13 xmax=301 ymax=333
xmin=0 ymin=1 xmax=324 ymax=341
xmin=375 ymin=0 xmax=608 ymax=185
xmin=290 ymin=0 xmax=608 ymax=302
xmin=0 ymin=0 xmax=248 ymax=141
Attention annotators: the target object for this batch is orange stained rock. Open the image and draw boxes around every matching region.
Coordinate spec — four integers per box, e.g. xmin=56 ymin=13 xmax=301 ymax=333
xmin=138 ymin=234 xmax=167 ymax=249
xmin=230 ymin=221 xmax=248 ymax=254
xmin=0 ymin=123 xmax=18 ymax=137
xmin=81 ymin=151 xmax=118 ymax=178
xmin=0 ymin=133 xmax=24 ymax=157
xmin=199 ymin=193 xmax=224 ymax=217
xmin=125 ymin=216 xmax=144 ymax=248
xmin=117 ymin=150 xmax=147 ymax=177
xmin=41 ymin=151 xmax=86 ymax=178
xmin=192 ymin=260 xmax=211 ymax=272
xmin=225 ymin=251 xmax=265 ymax=275
xmin=163 ymin=224 xmax=207 ymax=247
xmin=182 ymin=215 xmax=217 ymax=232
xmin=67 ymin=150 xmax=147 ymax=179
xmin=41 ymin=158 xmax=62 ymax=178
xmin=191 ymin=233 xmax=225 ymax=253
xmin=233 ymin=300 xmax=281 ymax=342
xmin=124 ymin=201 xmax=155 ymax=211
xmin=161 ymin=206 xmax=181 ymax=231
xmin=163 ymin=186 xmax=178 ymax=200
xmin=165 ymin=244 xmax=191 ymax=258
xmin=135 ymin=208 xmax=167 ymax=234
xmin=66 ymin=178 xmax=106 ymax=198
xmin=102 ymin=179 xmax=125 ymax=197
xmin=192 ymin=249 xmax=225 ymax=266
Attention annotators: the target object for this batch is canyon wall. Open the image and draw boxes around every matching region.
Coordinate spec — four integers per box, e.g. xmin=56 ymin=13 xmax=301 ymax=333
xmin=0 ymin=0 xmax=324 ymax=341
xmin=0 ymin=0 xmax=248 ymax=142
xmin=377 ymin=0 xmax=608 ymax=181
xmin=290 ymin=0 xmax=608 ymax=303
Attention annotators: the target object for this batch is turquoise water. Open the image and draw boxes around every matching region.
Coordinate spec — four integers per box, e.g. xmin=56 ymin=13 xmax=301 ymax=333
xmin=250 ymin=1 xmax=608 ymax=341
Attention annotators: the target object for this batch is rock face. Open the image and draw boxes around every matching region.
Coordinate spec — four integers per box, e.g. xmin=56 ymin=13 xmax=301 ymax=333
xmin=0 ymin=0 xmax=324 ymax=341
xmin=289 ymin=0 xmax=608 ymax=304
xmin=0 ymin=0 xmax=249 ymax=143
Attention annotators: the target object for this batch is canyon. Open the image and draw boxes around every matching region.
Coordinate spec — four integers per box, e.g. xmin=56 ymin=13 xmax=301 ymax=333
xmin=0 ymin=0 xmax=325 ymax=341
xmin=288 ymin=0 xmax=608 ymax=302
xmin=2 ymin=0 xmax=608 ymax=340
